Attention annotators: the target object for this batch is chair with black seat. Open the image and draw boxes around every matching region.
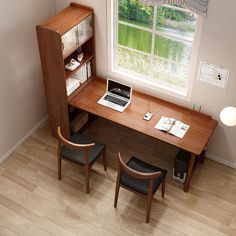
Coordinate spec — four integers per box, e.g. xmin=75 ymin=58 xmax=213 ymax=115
xmin=114 ymin=153 xmax=167 ymax=223
xmin=57 ymin=127 xmax=107 ymax=194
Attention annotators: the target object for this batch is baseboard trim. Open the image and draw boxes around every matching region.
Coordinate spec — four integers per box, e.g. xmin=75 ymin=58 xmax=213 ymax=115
xmin=0 ymin=116 xmax=48 ymax=164
xmin=206 ymin=152 xmax=236 ymax=170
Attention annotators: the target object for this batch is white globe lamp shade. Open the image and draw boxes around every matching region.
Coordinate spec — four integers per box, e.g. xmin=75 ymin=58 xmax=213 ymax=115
xmin=220 ymin=106 xmax=236 ymax=126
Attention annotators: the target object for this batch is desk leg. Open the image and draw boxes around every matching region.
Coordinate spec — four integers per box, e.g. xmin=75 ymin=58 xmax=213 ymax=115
xmin=184 ymin=153 xmax=196 ymax=192
xmin=200 ymin=146 xmax=207 ymax=164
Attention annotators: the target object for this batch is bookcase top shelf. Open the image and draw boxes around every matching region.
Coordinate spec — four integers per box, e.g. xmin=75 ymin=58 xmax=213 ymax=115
xmin=38 ymin=2 xmax=93 ymax=35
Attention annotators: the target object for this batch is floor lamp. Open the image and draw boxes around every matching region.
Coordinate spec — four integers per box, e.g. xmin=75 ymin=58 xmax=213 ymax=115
xmin=220 ymin=106 xmax=236 ymax=126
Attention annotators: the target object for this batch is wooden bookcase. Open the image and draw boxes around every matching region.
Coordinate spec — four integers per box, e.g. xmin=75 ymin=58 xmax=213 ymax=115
xmin=36 ymin=3 xmax=96 ymax=138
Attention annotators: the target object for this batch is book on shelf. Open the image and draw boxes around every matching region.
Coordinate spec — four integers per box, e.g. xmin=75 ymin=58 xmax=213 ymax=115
xmin=66 ymin=77 xmax=80 ymax=96
xmin=86 ymin=61 xmax=91 ymax=78
xmin=81 ymin=64 xmax=87 ymax=83
xmin=154 ymin=116 xmax=190 ymax=139
xmin=70 ymin=61 xmax=92 ymax=85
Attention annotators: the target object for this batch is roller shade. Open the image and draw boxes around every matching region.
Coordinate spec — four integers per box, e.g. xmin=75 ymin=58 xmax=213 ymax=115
xmin=139 ymin=0 xmax=209 ymax=16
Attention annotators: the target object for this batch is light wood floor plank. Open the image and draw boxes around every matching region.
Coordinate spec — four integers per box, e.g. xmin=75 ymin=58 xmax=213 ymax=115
xmin=0 ymin=118 xmax=235 ymax=235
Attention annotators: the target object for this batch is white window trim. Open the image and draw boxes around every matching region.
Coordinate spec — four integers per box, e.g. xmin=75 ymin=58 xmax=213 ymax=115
xmin=107 ymin=0 xmax=203 ymax=101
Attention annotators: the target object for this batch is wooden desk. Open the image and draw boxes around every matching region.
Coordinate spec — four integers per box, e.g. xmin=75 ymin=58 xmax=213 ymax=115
xmin=69 ymin=77 xmax=218 ymax=192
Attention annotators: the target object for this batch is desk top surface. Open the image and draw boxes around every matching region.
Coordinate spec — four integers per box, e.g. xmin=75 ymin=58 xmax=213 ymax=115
xmin=69 ymin=77 xmax=218 ymax=155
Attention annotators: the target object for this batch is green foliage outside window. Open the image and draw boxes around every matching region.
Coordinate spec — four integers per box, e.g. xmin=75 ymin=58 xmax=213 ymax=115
xmin=119 ymin=0 xmax=153 ymax=27
xmin=119 ymin=0 xmax=195 ymax=32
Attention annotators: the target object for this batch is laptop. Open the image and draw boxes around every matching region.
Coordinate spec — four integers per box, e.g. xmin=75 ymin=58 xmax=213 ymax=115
xmin=97 ymin=79 xmax=132 ymax=112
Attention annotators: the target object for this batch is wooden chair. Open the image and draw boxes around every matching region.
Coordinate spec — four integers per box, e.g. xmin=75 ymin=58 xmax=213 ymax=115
xmin=57 ymin=127 xmax=107 ymax=194
xmin=114 ymin=153 xmax=167 ymax=223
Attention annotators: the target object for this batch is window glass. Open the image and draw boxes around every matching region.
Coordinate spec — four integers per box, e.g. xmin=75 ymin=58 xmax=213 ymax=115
xmin=151 ymin=58 xmax=189 ymax=91
xmin=118 ymin=24 xmax=152 ymax=53
xmin=118 ymin=0 xmax=154 ymax=29
xmin=154 ymin=35 xmax=192 ymax=65
xmin=118 ymin=47 xmax=152 ymax=77
xmin=156 ymin=5 xmax=197 ymax=40
xmin=114 ymin=0 xmax=199 ymax=95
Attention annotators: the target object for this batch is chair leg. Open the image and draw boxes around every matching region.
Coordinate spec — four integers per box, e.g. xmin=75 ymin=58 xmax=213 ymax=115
xmin=114 ymin=182 xmax=120 ymax=208
xmin=102 ymin=150 xmax=107 ymax=171
xmin=84 ymin=165 xmax=90 ymax=194
xmin=162 ymin=176 xmax=166 ymax=197
xmin=146 ymin=195 xmax=153 ymax=223
xmin=58 ymin=155 xmax=62 ymax=180
xmin=114 ymin=169 xmax=121 ymax=208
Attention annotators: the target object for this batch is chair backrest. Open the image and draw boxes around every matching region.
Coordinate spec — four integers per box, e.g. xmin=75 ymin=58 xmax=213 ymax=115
xmin=117 ymin=153 xmax=161 ymax=180
xmin=57 ymin=127 xmax=95 ymax=150
xmin=57 ymin=127 xmax=96 ymax=164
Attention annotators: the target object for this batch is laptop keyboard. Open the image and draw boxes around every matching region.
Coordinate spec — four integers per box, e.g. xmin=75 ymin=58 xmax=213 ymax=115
xmin=104 ymin=95 xmax=128 ymax=107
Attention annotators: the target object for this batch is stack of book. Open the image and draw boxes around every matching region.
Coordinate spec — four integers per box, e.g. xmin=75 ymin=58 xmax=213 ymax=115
xmin=71 ymin=61 xmax=92 ymax=84
xmin=66 ymin=77 xmax=80 ymax=96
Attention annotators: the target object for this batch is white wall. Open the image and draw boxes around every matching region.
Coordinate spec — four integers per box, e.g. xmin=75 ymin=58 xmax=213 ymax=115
xmin=191 ymin=0 xmax=236 ymax=167
xmin=56 ymin=0 xmax=236 ymax=168
xmin=0 ymin=0 xmax=56 ymax=160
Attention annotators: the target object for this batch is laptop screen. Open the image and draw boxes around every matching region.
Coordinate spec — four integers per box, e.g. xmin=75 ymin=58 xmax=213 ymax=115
xmin=108 ymin=80 xmax=131 ymax=99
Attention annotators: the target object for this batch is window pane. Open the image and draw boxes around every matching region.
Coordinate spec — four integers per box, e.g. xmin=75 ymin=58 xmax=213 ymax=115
xmin=152 ymin=58 xmax=189 ymax=92
xmin=118 ymin=0 xmax=154 ymax=29
xmin=117 ymin=46 xmax=189 ymax=92
xmin=117 ymin=46 xmax=152 ymax=77
xmin=118 ymin=24 xmax=152 ymax=53
xmin=115 ymin=2 xmax=198 ymax=94
xmin=156 ymin=5 xmax=197 ymax=41
xmin=154 ymin=34 xmax=192 ymax=65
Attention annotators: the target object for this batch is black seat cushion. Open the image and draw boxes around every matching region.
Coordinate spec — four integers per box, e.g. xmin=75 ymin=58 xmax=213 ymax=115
xmin=120 ymin=157 xmax=167 ymax=195
xmin=60 ymin=133 xmax=105 ymax=165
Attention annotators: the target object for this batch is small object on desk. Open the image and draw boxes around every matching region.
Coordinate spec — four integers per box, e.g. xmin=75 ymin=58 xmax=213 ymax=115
xmin=65 ymin=59 xmax=80 ymax=71
xmin=143 ymin=112 xmax=153 ymax=121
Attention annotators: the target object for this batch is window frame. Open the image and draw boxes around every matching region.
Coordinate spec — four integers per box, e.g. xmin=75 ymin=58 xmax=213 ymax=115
xmin=107 ymin=0 xmax=203 ymax=101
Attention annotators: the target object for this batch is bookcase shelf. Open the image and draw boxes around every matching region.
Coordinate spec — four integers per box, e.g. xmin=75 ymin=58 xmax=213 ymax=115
xmin=67 ymin=76 xmax=94 ymax=101
xmin=36 ymin=3 xmax=96 ymax=138
xmin=65 ymin=52 xmax=95 ymax=80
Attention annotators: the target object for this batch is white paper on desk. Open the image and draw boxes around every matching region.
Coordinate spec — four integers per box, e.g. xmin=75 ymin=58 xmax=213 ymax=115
xmin=154 ymin=116 xmax=176 ymax=132
xmin=169 ymin=121 xmax=190 ymax=139
xmin=155 ymin=116 xmax=189 ymax=138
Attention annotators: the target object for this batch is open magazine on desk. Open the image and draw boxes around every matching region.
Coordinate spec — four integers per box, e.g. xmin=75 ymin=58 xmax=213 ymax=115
xmin=154 ymin=116 xmax=190 ymax=138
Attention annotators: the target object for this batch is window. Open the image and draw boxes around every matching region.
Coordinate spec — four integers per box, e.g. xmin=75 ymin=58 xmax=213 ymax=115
xmin=108 ymin=0 xmax=202 ymax=99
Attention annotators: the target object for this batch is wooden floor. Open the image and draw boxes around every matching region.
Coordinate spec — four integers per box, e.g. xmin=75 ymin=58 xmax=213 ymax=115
xmin=0 ymin=118 xmax=236 ymax=236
